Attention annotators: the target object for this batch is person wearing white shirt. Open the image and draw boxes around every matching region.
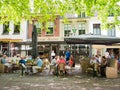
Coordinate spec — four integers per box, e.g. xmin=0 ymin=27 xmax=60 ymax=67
xmin=51 ymin=50 xmax=55 ymax=60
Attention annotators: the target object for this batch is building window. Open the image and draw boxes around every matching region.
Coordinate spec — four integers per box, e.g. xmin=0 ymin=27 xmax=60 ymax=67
xmin=46 ymin=22 xmax=54 ymax=35
xmin=78 ymin=23 xmax=85 ymax=35
xmin=3 ymin=22 xmax=9 ymax=34
xmin=35 ymin=22 xmax=41 ymax=36
xmin=78 ymin=12 xmax=86 ymax=18
xmin=14 ymin=22 xmax=20 ymax=34
xmin=93 ymin=24 xmax=101 ymax=35
xmin=107 ymin=24 xmax=116 ymax=37
xmin=64 ymin=24 xmax=71 ymax=37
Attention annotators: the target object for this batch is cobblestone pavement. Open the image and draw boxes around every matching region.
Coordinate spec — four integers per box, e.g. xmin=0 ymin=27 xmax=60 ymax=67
xmin=0 ymin=65 xmax=120 ymax=90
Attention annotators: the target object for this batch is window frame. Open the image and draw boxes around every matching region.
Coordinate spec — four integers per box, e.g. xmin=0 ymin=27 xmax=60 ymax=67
xmin=78 ymin=22 xmax=85 ymax=35
xmin=3 ymin=22 xmax=9 ymax=35
xmin=78 ymin=12 xmax=86 ymax=18
xmin=46 ymin=22 xmax=54 ymax=35
xmin=93 ymin=24 xmax=101 ymax=35
xmin=13 ymin=22 xmax=20 ymax=34
xmin=107 ymin=24 xmax=116 ymax=37
xmin=64 ymin=24 xmax=71 ymax=37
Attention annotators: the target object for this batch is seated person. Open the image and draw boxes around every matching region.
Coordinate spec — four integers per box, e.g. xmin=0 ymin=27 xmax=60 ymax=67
xmin=49 ymin=56 xmax=57 ymax=74
xmin=19 ymin=56 xmax=26 ymax=75
xmin=99 ymin=56 xmax=108 ymax=77
xmin=1 ymin=54 xmax=12 ymax=73
xmin=42 ymin=58 xmax=50 ymax=69
xmin=27 ymin=55 xmax=32 ymax=60
xmin=12 ymin=54 xmax=21 ymax=64
xmin=26 ymin=55 xmax=33 ymax=63
xmin=57 ymin=56 xmax=66 ymax=65
xmin=50 ymin=56 xmax=57 ymax=66
xmin=90 ymin=56 xmax=99 ymax=77
xmin=19 ymin=56 xmax=26 ymax=67
xmin=67 ymin=59 xmax=73 ymax=68
xmin=68 ymin=55 xmax=74 ymax=67
xmin=32 ymin=57 xmax=43 ymax=74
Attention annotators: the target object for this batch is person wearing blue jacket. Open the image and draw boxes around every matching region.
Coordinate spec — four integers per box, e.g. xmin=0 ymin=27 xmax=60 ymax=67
xmin=65 ymin=50 xmax=71 ymax=64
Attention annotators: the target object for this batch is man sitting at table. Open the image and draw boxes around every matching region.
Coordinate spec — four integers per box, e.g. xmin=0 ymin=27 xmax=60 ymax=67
xmin=19 ymin=56 xmax=27 ymax=76
xmin=32 ymin=56 xmax=43 ymax=74
xmin=1 ymin=54 xmax=12 ymax=73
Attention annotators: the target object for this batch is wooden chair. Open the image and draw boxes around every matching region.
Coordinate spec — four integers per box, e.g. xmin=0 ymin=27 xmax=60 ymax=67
xmin=42 ymin=59 xmax=50 ymax=69
xmin=12 ymin=64 xmax=20 ymax=73
xmin=58 ymin=63 xmax=65 ymax=75
xmin=106 ymin=60 xmax=118 ymax=78
xmin=0 ymin=62 xmax=4 ymax=73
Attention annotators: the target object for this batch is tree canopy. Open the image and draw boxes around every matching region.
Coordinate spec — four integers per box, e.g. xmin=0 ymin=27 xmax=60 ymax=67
xmin=0 ymin=0 xmax=120 ymax=25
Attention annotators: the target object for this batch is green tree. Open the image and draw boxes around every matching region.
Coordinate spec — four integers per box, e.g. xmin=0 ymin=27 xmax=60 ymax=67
xmin=0 ymin=0 xmax=120 ymax=24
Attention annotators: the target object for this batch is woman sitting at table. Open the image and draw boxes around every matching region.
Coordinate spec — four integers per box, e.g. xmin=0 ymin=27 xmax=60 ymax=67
xmin=32 ymin=57 xmax=43 ymax=74
xmin=68 ymin=55 xmax=75 ymax=67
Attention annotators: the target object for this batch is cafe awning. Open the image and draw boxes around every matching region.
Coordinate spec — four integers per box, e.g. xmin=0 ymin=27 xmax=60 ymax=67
xmin=64 ymin=34 xmax=120 ymax=57
xmin=64 ymin=34 xmax=120 ymax=45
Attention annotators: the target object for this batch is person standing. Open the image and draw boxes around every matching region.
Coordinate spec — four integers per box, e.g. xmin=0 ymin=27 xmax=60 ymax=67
xmin=65 ymin=50 xmax=71 ymax=65
xmin=51 ymin=50 xmax=56 ymax=60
